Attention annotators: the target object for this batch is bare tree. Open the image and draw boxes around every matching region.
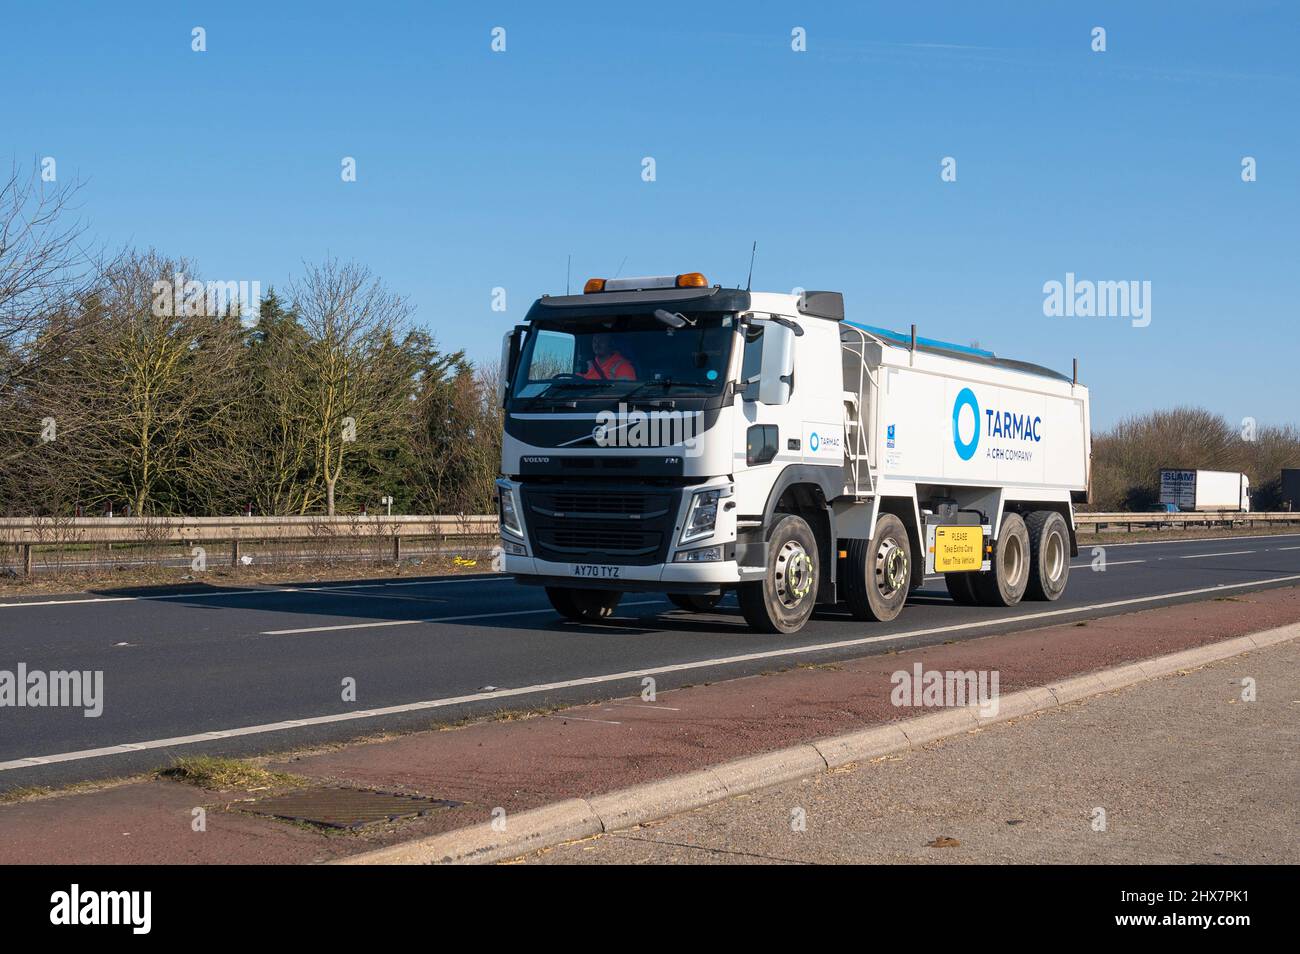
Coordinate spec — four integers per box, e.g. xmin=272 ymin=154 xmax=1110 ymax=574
xmin=17 ymin=251 xmax=248 ymax=514
xmin=286 ymin=259 xmax=413 ymax=515
xmin=0 ymin=161 xmax=96 ymax=357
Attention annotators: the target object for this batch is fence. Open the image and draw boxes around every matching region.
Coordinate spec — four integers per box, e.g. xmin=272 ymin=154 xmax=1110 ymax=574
xmin=1075 ymin=511 xmax=1299 ymax=533
xmin=0 ymin=514 xmax=499 ymax=576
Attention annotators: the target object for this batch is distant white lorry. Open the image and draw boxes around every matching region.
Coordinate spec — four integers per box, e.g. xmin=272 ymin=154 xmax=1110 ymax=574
xmin=496 ymin=273 xmax=1092 ymax=633
xmin=1159 ymin=469 xmax=1251 ymax=513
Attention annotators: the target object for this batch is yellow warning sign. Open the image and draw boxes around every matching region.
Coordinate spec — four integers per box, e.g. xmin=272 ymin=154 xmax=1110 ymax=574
xmin=934 ymin=526 xmax=984 ymax=572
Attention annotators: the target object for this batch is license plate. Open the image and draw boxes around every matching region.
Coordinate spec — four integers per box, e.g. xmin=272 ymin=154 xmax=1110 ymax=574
xmin=934 ymin=526 xmax=984 ymax=572
xmin=572 ymin=563 xmax=621 ymax=579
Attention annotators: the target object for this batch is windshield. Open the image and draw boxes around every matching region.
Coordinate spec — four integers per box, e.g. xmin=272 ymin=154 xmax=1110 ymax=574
xmin=511 ymin=312 xmax=736 ymax=405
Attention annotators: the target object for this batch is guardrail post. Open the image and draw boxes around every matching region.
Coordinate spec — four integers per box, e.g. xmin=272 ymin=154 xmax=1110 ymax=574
xmin=231 ymin=538 xmax=241 ymax=568
xmin=392 ymin=534 xmax=401 ymax=562
xmin=23 ymin=543 xmax=33 ymax=577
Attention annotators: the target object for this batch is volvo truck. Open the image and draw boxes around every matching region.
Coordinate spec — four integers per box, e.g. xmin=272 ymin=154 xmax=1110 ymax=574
xmin=495 ymin=273 xmax=1091 ymax=634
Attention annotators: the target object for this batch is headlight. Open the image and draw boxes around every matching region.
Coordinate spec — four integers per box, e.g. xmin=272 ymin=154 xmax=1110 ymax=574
xmin=680 ymin=489 xmax=721 ymax=544
xmin=497 ymin=483 xmax=523 ymax=538
xmin=674 ymin=545 xmax=724 ymax=563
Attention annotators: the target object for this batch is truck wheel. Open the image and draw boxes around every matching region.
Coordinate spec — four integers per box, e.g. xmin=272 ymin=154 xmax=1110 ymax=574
xmin=974 ymin=512 xmax=1030 ymax=607
xmin=843 ymin=513 xmax=911 ymax=622
xmin=668 ymin=593 xmax=723 ymax=613
xmin=545 ymin=586 xmax=623 ymax=621
xmin=738 ymin=514 xmax=820 ymax=634
xmin=1025 ymin=510 xmax=1070 ymax=601
xmin=945 ymin=572 xmax=979 ymax=605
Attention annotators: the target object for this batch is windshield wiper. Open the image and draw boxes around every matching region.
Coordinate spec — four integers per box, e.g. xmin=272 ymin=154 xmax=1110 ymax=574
xmin=621 ymin=379 xmax=714 ymax=402
xmin=544 ymin=379 xmax=616 ymax=392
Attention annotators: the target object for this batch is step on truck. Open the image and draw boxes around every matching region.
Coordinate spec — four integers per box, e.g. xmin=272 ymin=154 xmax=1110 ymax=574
xmin=495 ymin=272 xmax=1092 ymax=634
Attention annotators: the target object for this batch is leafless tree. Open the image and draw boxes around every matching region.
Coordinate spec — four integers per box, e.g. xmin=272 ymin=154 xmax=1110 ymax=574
xmin=0 ymin=161 xmax=97 ymax=357
xmin=15 ymin=251 xmax=249 ymax=514
xmin=286 ymin=258 xmax=413 ymax=515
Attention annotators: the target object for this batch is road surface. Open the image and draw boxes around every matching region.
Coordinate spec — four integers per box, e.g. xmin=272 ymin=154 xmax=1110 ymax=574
xmin=2 ymin=532 xmax=1299 ymax=791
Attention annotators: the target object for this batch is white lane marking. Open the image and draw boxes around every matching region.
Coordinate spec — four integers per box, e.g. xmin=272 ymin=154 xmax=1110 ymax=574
xmin=0 ymin=588 xmax=300 ymax=609
xmin=290 ymin=587 xmax=448 ymax=606
xmin=1095 ymin=531 xmax=1300 ymax=549
xmin=1179 ymin=550 xmax=1255 ymax=559
xmin=7 ymin=572 xmax=1300 ymax=773
xmin=0 ymin=576 xmax=502 ymax=609
xmin=922 ymin=558 xmax=1147 ymax=583
xmin=262 ymin=599 xmax=665 ymax=635
xmin=1277 ymin=546 xmax=1300 ymax=551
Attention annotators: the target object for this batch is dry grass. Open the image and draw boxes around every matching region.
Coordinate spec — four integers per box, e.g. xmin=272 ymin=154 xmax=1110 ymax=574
xmin=157 ymin=756 xmax=305 ymax=791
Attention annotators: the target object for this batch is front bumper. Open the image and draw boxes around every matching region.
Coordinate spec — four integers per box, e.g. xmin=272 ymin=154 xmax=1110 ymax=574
xmin=496 ymin=475 xmax=737 ymax=566
xmin=504 ymin=553 xmax=749 ymax=594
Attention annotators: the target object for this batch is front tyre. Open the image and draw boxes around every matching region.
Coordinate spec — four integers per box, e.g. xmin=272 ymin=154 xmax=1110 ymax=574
xmin=843 ymin=513 xmax=912 ymax=622
xmin=738 ymin=514 xmax=820 ymax=634
xmin=545 ymin=586 xmax=623 ymax=621
xmin=1025 ymin=510 xmax=1070 ymax=601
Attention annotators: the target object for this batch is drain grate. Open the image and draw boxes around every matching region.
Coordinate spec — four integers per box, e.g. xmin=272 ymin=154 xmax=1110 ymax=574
xmin=242 ymin=786 xmax=463 ymax=829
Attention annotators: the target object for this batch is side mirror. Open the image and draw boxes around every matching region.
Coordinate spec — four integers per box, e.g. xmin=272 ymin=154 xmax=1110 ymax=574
xmin=499 ymin=327 xmax=525 ymax=407
xmin=753 ymin=322 xmax=795 ymax=405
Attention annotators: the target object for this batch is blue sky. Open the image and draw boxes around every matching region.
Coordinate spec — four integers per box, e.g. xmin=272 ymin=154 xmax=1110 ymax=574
xmin=5 ymin=1 xmax=1297 ymax=428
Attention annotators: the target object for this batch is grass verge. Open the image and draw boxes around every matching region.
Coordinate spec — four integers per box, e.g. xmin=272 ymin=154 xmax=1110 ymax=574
xmin=158 ymin=755 xmax=306 ymax=791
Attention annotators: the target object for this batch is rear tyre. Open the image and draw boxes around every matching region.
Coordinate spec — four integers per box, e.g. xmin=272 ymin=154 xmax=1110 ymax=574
xmin=944 ymin=571 xmax=979 ymax=605
xmin=545 ymin=586 xmax=623 ymax=621
xmin=668 ymin=593 xmax=723 ymax=613
xmin=973 ymin=512 xmax=1030 ymax=607
xmin=843 ymin=513 xmax=911 ymax=622
xmin=1025 ymin=510 xmax=1070 ymax=601
xmin=738 ymin=514 xmax=820 ymax=634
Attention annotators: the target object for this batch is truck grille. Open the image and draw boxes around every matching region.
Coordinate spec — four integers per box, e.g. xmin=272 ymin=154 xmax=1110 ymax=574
xmin=522 ymin=486 xmax=677 ymax=565
xmin=547 ymin=528 xmax=660 ymax=556
xmin=547 ymin=492 xmax=654 ymax=516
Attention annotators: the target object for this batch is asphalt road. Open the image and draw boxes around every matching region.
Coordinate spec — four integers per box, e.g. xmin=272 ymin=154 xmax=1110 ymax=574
xmin=2 ymin=532 xmax=1299 ymax=791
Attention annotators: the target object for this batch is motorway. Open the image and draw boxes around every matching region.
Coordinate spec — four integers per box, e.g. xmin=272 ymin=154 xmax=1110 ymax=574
xmin=2 ymin=532 xmax=1300 ymax=791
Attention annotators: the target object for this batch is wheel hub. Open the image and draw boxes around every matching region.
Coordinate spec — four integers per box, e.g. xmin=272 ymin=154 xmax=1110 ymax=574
xmin=774 ymin=540 xmax=814 ymax=608
xmin=1045 ymin=530 xmax=1065 ymax=582
xmin=876 ymin=538 xmax=908 ymax=596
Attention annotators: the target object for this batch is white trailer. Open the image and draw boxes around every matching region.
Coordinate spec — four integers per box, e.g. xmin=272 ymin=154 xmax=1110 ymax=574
xmin=1159 ymin=469 xmax=1250 ymax=512
xmin=496 ymin=274 xmax=1091 ymax=633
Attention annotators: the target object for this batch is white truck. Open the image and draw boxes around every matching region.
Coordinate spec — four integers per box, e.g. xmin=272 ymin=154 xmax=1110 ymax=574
xmin=495 ymin=273 xmax=1091 ymax=634
xmin=1158 ymin=469 xmax=1250 ymax=512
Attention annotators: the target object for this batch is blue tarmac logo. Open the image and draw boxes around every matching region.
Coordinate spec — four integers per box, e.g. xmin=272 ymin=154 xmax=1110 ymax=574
xmin=952 ymin=388 xmax=980 ymax=460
